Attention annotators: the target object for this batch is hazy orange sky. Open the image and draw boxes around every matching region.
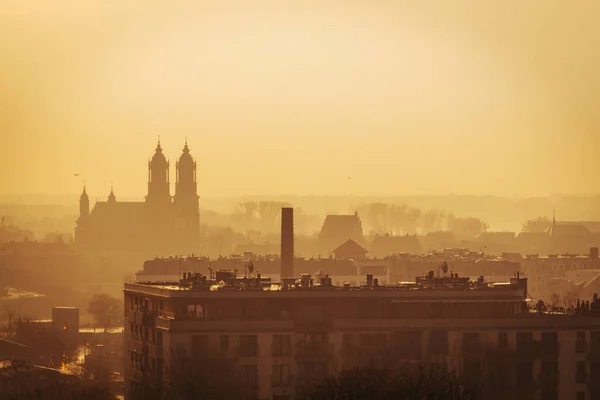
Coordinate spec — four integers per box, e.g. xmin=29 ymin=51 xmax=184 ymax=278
xmin=1 ymin=0 xmax=599 ymax=199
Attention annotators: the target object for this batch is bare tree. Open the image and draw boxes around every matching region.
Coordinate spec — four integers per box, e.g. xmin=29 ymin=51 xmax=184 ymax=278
xmin=88 ymin=293 xmax=122 ymax=333
xmin=1 ymin=307 xmax=18 ymax=340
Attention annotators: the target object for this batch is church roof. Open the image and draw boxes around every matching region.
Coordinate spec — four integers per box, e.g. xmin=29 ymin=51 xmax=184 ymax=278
xmin=333 ymin=239 xmax=368 ymax=255
xmin=557 ymin=221 xmax=600 ymax=233
xmin=318 ymin=214 xmax=365 ymax=249
xmin=88 ymin=201 xmax=147 ymax=228
xmin=548 ymin=224 xmax=591 ymax=237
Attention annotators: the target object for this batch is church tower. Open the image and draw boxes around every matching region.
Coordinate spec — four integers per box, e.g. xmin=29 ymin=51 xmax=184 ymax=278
xmin=145 ymin=139 xmax=173 ymax=249
xmin=75 ymin=185 xmax=89 ymax=248
xmin=146 ymin=139 xmax=171 ymax=205
xmin=174 ymin=140 xmax=200 ymax=252
xmin=79 ymin=185 xmax=89 ymax=217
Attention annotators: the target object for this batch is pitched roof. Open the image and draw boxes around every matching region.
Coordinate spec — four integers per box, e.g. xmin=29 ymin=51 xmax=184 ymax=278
xmin=318 ymin=214 xmax=365 ymax=251
xmin=548 ymin=224 xmax=591 ymax=237
xmin=88 ymin=201 xmax=147 ymax=228
xmin=557 ymin=221 xmax=600 ymax=233
xmin=333 ymin=239 xmax=368 ymax=255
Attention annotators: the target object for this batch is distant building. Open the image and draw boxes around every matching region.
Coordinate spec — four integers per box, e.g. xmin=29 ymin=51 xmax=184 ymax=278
xmin=74 ymin=140 xmax=200 ymax=255
xmin=332 ymin=239 xmax=368 ymax=260
xmin=317 ymin=212 xmax=365 ymax=255
xmin=370 ymin=234 xmax=422 ymax=257
xmin=521 ymin=248 xmax=600 ymax=302
xmin=547 ymin=213 xmax=596 ymax=255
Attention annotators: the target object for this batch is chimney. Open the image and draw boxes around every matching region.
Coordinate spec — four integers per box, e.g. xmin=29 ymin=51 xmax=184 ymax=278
xmin=281 ymin=207 xmax=294 ymax=279
xmin=591 ymin=247 xmax=599 ymax=259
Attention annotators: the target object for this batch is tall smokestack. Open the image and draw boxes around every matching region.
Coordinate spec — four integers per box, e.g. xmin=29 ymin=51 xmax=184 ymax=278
xmin=281 ymin=207 xmax=294 ymax=279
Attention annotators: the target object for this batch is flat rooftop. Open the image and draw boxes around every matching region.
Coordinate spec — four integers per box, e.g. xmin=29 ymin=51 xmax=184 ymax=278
xmin=126 ymin=271 xmax=527 ymax=300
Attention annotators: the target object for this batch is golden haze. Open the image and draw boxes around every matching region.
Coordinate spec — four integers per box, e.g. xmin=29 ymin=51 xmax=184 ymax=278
xmin=1 ymin=0 xmax=599 ymax=198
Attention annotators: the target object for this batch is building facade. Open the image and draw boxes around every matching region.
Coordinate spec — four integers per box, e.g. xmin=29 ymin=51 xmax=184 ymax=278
xmin=124 ymin=268 xmax=600 ymax=400
xmin=75 ymin=140 xmax=200 ymax=255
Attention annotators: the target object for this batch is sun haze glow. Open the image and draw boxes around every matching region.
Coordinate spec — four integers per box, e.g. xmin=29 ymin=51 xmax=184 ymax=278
xmin=1 ymin=0 xmax=599 ymax=199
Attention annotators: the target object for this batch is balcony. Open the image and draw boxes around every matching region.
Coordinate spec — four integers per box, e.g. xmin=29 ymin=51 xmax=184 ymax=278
xmin=159 ymin=310 xmax=175 ymax=319
xmin=128 ymin=339 xmax=143 ymax=354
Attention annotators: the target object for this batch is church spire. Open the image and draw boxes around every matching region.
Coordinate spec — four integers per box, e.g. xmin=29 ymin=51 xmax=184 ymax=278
xmin=80 ymin=183 xmax=88 ymax=200
xmin=108 ymin=182 xmax=116 ymax=203
xmin=79 ymin=184 xmax=89 ymax=217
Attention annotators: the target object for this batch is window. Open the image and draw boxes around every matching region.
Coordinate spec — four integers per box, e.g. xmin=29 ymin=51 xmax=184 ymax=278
xmin=592 ymin=332 xmax=600 ymax=356
xmin=576 ymin=361 xmax=586 ymax=383
xmin=239 ymin=365 xmax=258 ymax=387
xmin=516 ymin=332 xmax=533 ymax=357
xmin=541 ymin=332 xmax=558 ymax=355
xmin=156 ymin=331 xmax=163 ymax=348
xmin=498 ymin=332 xmax=508 ymax=348
xmin=428 ymin=330 xmax=449 ymax=355
xmin=541 ymin=361 xmax=558 ymax=386
xmin=191 ymin=335 xmax=209 ymax=357
xmin=273 ymin=334 xmax=291 ymax=357
xmin=187 ymin=304 xmax=204 ymax=319
xmin=220 ymin=335 xmax=229 ymax=353
xmin=576 ymin=331 xmax=586 ymax=354
xmin=516 ymin=362 xmax=533 ymax=389
xmin=392 ymin=331 xmax=422 ymax=360
xmin=272 ymin=364 xmax=291 ymax=386
xmin=463 ymin=332 xmax=481 ymax=357
xmin=239 ymin=335 xmax=258 ymax=357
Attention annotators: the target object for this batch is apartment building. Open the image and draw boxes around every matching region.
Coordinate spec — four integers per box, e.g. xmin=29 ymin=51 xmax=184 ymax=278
xmin=124 ymin=268 xmax=600 ymax=400
xmin=521 ymin=248 xmax=600 ymax=302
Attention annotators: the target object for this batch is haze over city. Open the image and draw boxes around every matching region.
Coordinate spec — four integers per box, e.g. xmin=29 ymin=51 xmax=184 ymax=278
xmin=2 ymin=0 xmax=600 ymax=198
xmin=3 ymin=2 xmax=600 ymax=400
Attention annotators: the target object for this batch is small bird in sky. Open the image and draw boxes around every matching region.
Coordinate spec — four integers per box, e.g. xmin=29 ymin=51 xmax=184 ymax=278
xmin=348 ymin=177 xmax=352 ymax=180
xmin=74 ymin=173 xmax=80 ymax=176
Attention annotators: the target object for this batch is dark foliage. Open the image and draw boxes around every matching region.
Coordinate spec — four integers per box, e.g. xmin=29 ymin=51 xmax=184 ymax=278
xmin=164 ymin=346 xmax=244 ymax=400
xmin=306 ymin=364 xmax=472 ymax=400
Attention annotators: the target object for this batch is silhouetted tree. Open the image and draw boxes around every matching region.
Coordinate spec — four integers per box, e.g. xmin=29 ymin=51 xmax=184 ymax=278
xmin=420 ymin=209 xmax=447 ymax=234
xmin=164 ymin=345 xmax=243 ymax=400
xmin=88 ymin=293 xmax=122 ymax=333
xmin=305 ymin=364 xmax=471 ymax=400
xmin=447 ymin=214 xmax=488 ymax=238
xmin=0 ymin=306 xmax=18 ymax=340
xmin=521 ymin=216 xmax=551 ymax=233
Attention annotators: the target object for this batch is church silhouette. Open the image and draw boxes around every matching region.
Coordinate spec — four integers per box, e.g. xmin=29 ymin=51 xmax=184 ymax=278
xmin=74 ymin=140 xmax=200 ymax=255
